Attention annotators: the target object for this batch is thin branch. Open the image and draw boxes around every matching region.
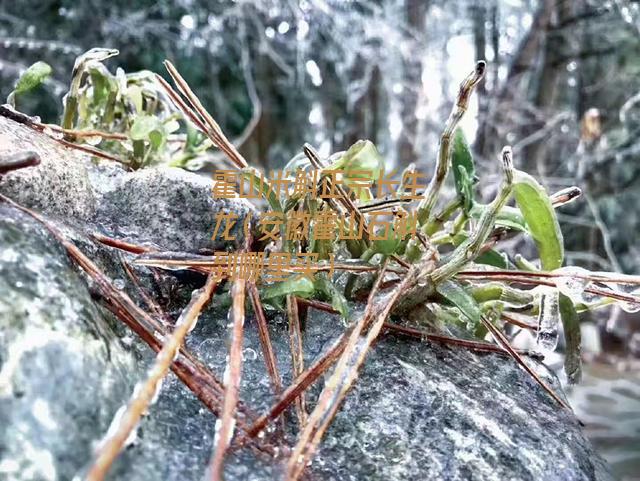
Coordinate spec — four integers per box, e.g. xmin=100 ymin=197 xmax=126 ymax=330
xmin=207 ymin=278 xmax=247 ymax=480
xmin=86 ymin=275 xmax=218 ymax=481
xmin=247 ymin=282 xmax=283 ymax=395
xmin=0 ymin=151 xmax=40 ymax=174
xmin=286 ymin=295 xmax=308 ymax=427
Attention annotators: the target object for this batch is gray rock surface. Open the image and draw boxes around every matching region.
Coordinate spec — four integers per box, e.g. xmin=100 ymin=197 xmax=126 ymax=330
xmin=0 ymin=115 xmax=614 ymax=481
xmin=0 ymin=205 xmax=135 ymax=481
xmin=0 ymin=116 xmax=254 ymax=251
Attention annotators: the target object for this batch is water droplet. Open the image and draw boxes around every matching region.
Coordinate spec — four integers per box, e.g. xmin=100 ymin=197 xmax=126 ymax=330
xmin=536 ymin=287 xmax=560 ymax=352
xmin=113 ymin=278 xmax=126 ymax=290
xmin=243 ymin=348 xmax=257 ymax=361
xmin=84 ymin=135 xmax=102 ymax=146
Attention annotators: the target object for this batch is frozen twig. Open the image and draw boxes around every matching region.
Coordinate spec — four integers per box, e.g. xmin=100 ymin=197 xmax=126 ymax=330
xmin=162 ymin=60 xmax=249 ymax=169
xmin=248 ymin=283 xmax=283 ymax=395
xmin=417 ymin=61 xmax=486 ymax=224
xmin=207 ymin=277 xmax=247 ymax=480
xmin=286 ymin=295 xmax=308 ymax=427
xmin=86 ymin=275 xmax=218 ymax=481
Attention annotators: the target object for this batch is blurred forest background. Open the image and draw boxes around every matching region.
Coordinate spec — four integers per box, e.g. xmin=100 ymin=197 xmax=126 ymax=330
xmin=1 ymin=0 xmax=639 ymax=476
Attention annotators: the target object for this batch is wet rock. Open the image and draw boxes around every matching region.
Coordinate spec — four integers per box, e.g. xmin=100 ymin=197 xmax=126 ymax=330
xmin=0 ymin=116 xmax=96 ymax=221
xmin=0 ymin=116 xmax=254 ymax=251
xmin=92 ymin=166 xmax=254 ymax=252
xmin=0 ymin=205 xmax=135 ymax=481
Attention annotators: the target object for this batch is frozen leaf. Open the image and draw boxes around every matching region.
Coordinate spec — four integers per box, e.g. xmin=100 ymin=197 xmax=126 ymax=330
xmin=13 ymin=61 xmax=52 ymax=95
xmin=513 ymin=171 xmax=564 ymax=270
xmin=451 ymin=128 xmax=476 ymax=213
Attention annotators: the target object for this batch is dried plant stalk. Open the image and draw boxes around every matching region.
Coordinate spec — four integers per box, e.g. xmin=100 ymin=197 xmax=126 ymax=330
xmin=207 ymin=279 xmax=247 ymax=481
xmin=86 ymin=275 xmax=218 ymax=481
xmin=162 ymin=60 xmax=248 ymax=169
xmin=417 ymin=61 xmax=486 ymax=224
xmin=286 ymin=294 xmax=308 ymax=427
xmin=248 ymin=282 xmax=283 ymax=395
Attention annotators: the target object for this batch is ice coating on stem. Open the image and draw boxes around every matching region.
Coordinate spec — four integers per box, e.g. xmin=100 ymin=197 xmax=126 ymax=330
xmin=553 ymin=266 xmax=590 ymax=302
xmin=536 ymin=287 xmax=560 ymax=352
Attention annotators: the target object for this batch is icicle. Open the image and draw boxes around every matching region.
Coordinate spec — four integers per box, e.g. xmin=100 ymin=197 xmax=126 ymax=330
xmin=536 ymin=287 xmax=560 ymax=352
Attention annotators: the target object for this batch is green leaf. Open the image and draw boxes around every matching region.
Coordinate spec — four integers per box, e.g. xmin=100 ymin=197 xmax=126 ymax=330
xmin=261 ymin=277 xmax=315 ymax=301
xmin=327 ymin=140 xmax=383 ymax=180
xmin=371 ymin=228 xmax=402 ymax=255
xmin=130 ymin=114 xmax=163 ymax=140
xmin=476 ymin=249 xmax=509 ymax=269
xmin=452 ymin=128 xmax=476 ymax=213
xmin=559 ymin=293 xmax=582 ymax=384
xmin=470 ymin=204 xmax=527 ymax=232
xmin=241 ymin=168 xmax=283 ymax=212
xmin=436 ymin=279 xmax=482 ymax=325
xmin=314 ymin=274 xmax=350 ymax=318
xmin=512 ymin=171 xmax=564 ymax=270
xmin=13 ymin=61 xmax=52 ymax=95
xmin=148 ymin=130 xmax=165 ymax=150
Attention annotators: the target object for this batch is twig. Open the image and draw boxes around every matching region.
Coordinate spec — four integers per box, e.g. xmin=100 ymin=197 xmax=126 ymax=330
xmin=162 ymin=60 xmax=249 ymax=169
xmin=501 ymin=313 xmax=537 ymax=331
xmin=417 ymin=61 xmax=486 ymax=224
xmin=86 ymin=275 xmax=218 ymax=481
xmin=286 ymin=295 xmax=308 ymax=427
xmin=382 ymin=322 xmax=540 ymax=356
xmin=247 ymin=282 xmax=283 ymax=395
xmin=92 ymin=233 xmax=156 ymax=254
xmin=0 ymin=151 xmax=40 ymax=174
xmin=480 ymin=314 xmax=570 ymax=410
xmin=207 ymin=278 xmax=247 ymax=481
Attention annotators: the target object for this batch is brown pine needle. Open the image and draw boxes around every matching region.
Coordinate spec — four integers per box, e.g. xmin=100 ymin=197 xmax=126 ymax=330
xmin=248 ymin=282 xmax=283 ymax=395
xmin=45 ymin=123 xmax=128 ymax=141
xmin=480 ymin=315 xmax=570 ymax=410
xmin=207 ymin=278 xmax=247 ymax=481
xmin=286 ymin=294 xmax=308 ymax=427
xmin=246 ymin=332 xmax=349 ymax=439
xmin=92 ymin=233 xmax=156 ymax=254
xmin=155 ymin=74 xmax=210 ymax=135
xmin=458 ymin=269 xmax=640 ymax=285
xmin=285 ymin=262 xmax=412 ymax=481
xmin=120 ymin=258 xmax=170 ymax=325
xmin=501 ymin=313 xmax=537 ymax=331
xmin=162 ymin=60 xmax=248 ymax=169
xmin=0 ymin=151 xmax=40 ymax=174
xmin=86 ymin=274 xmax=218 ymax=481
